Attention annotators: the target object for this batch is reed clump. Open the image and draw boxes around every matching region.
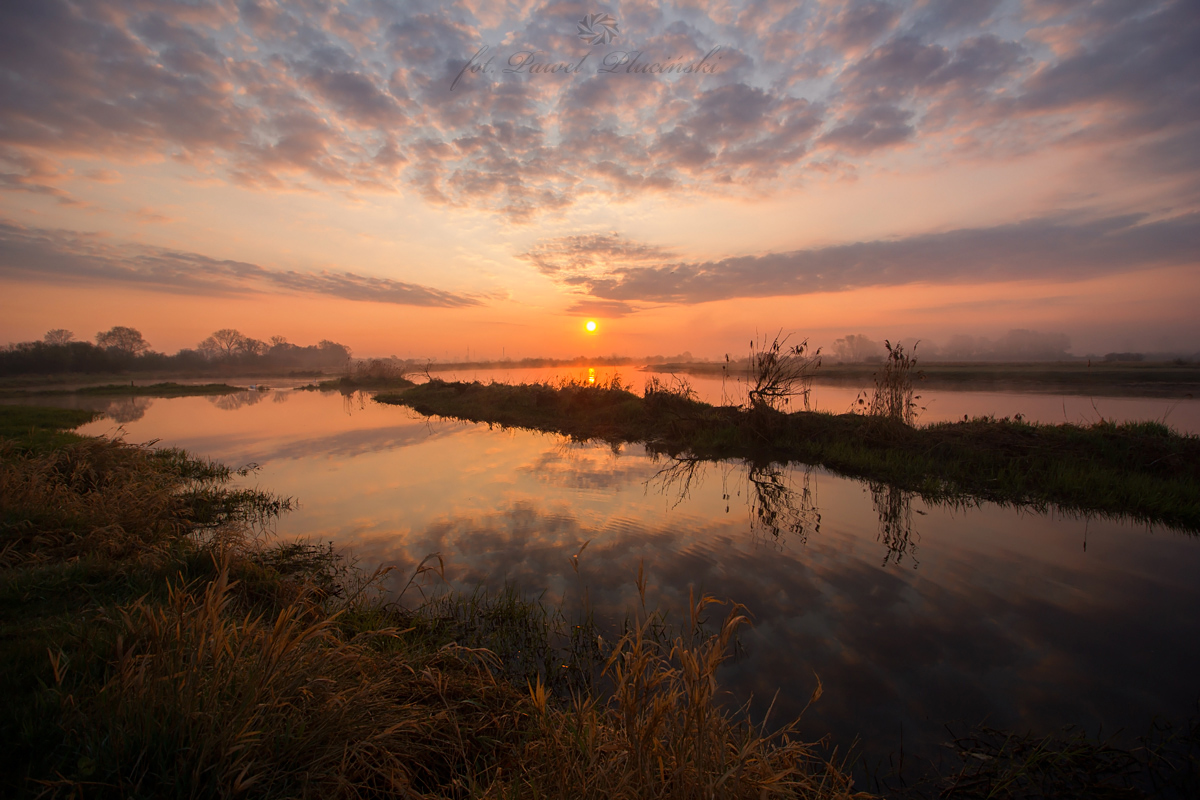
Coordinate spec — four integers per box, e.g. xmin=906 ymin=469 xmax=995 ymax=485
xmin=0 ymin=437 xmax=290 ymax=567
xmin=320 ymin=359 xmax=415 ymax=391
xmin=856 ymin=341 xmax=921 ymax=425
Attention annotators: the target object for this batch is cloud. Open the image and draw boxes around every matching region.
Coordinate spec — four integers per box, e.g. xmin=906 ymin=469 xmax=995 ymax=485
xmin=519 ymin=232 xmax=678 ymax=279
xmin=0 ymin=0 xmax=1196 ymax=219
xmin=535 ymin=213 xmax=1200 ymax=304
xmin=0 ymin=219 xmax=481 ymax=308
xmin=518 ymin=232 xmax=675 ymax=315
xmin=0 ymin=147 xmax=84 ymax=205
xmin=563 ymin=299 xmax=637 ymax=317
xmin=825 ymin=1 xmax=901 ymax=52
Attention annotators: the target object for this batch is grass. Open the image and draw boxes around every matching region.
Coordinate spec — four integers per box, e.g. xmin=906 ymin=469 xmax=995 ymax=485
xmin=0 ymin=405 xmax=100 ymax=449
xmin=317 ymin=358 xmax=417 ymax=392
xmin=648 ymin=360 xmax=1200 ymax=398
xmin=376 ymin=378 xmax=1200 ymax=530
xmin=0 ymin=404 xmax=865 ymax=799
xmin=0 ymin=382 xmax=245 ymax=399
xmin=856 ymin=341 xmax=920 ymax=425
xmin=297 ymin=359 xmax=416 ymax=393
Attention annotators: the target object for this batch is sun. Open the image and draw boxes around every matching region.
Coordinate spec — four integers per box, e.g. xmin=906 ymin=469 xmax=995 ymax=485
xmin=585 ymin=320 xmax=598 ymax=333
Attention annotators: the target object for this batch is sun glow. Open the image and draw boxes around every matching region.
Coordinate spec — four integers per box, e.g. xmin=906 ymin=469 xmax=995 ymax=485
xmin=585 ymin=320 xmax=598 ymax=333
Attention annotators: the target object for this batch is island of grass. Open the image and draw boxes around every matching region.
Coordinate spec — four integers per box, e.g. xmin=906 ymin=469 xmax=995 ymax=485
xmin=645 ymin=359 xmax=1200 ymax=398
xmin=300 ymin=374 xmax=416 ymax=392
xmin=0 ymin=381 xmax=246 ymax=399
xmin=295 ymin=358 xmax=417 ymax=393
xmin=376 ymin=378 xmax=1200 ymax=531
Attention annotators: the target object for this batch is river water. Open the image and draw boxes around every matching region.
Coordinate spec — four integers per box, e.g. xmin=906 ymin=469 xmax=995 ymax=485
xmin=37 ymin=372 xmax=1200 ymax=787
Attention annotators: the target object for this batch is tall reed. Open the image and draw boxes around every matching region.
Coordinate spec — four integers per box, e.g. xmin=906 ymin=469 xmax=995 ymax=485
xmin=859 ymin=341 xmax=921 ymax=425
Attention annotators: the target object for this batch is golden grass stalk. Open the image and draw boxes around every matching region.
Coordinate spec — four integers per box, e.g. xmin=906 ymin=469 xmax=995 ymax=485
xmin=497 ymin=589 xmax=869 ymax=800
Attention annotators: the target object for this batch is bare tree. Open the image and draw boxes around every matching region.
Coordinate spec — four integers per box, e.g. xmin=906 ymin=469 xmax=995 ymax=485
xmin=43 ymin=329 xmax=74 ymax=345
xmin=197 ymin=328 xmax=246 ymax=358
xmin=96 ymin=326 xmax=150 ymax=355
xmin=237 ymin=337 xmax=268 ymax=356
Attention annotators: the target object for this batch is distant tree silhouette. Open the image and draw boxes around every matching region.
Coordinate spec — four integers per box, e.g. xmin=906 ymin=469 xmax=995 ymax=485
xmin=832 ymin=334 xmax=883 ymax=363
xmin=2 ymin=328 xmax=353 ymax=376
xmin=198 ymin=328 xmax=246 ymax=358
xmin=95 ymin=326 xmax=150 ymax=355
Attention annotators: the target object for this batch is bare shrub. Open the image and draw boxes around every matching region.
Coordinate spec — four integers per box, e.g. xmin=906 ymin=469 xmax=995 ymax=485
xmin=746 ymin=332 xmax=822 ymax=412
xmin=351 ymin=358 xmax=409 ymax=382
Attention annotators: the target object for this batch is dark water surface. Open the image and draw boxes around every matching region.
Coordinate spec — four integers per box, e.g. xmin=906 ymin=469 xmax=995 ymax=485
xmin=62 ymin=387 xmax=1200 ymax=785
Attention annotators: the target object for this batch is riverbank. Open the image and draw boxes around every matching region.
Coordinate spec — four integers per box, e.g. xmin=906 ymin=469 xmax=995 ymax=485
xmin=645 ymin=360 xmax=1200 ymax=398
xmin=0 ymin=405 xmax=861 ymax=799
xmin=377 ymin=379 xmax=1200 ymax=531
xmin=0 ymin=381 xmax=248 ymax=400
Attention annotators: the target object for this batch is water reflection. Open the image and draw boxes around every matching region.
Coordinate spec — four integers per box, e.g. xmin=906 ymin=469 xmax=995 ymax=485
xmin=522 ymin=443 xmax=651 ymax=492
xmin=870 ymin=482 xmax=918 ymax=568
xmin=209 ymin=389 xmax=271 ymax=411
xmin=747 ymin=464 xmax=821 ymax=548
xmin=345 ymin=492 xmax=1200 ymax=785
xmin=107 ymin=395 xmax=153 ymax=423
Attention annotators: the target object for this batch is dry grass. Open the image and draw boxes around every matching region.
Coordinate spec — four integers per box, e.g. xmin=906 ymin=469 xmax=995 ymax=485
xmin=856 ymin=341 xmax=921 ymax=425
xmin=501 ymin=587 xmax=866 ymax=800
xmin=0 ymin=437 xmax=289 ymax=567
xmin=54 ymin=568 xmax=416 ymax=798
xmin=40 ymin=564 xmax=866 ymax=800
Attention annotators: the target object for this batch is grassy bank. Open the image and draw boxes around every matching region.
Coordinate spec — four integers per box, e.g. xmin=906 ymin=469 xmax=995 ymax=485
xmin=298 ymin=375 xmax=417 ymax=392
xmin=0 ymin=405 xmax=101 ymax=449
xmin=377 ymin=379 xmax=1200 ymax=531
xmin=297 ymin=358 xmax=417 ymax=393
xmin=0 ymin=405 xmax=863 ymax=799
xmin=647 ymin=360 xmax=1200 ymax=398
xmin=0 ymin=381 xmax=247 ymax=399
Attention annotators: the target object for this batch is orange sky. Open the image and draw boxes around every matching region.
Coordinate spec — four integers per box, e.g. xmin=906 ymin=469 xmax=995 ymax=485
xmin=1 ymin=0 xmax=1197 ymax=359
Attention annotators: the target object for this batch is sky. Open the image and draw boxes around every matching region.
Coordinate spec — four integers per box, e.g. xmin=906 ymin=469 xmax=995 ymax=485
xmin=1 ymin=0 xmax=1198 ymax=359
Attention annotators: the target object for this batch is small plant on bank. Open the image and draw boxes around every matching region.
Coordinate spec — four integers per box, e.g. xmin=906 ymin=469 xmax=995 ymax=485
xmin=746 ymin=332 xmax=822 ymax=412
xmin=857 ymin=340 xmax=922 ymax=425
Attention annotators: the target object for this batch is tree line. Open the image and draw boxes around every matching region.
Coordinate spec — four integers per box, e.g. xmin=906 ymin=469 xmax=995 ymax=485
xmin=0 ymin=327 xmax=352 ymax=376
